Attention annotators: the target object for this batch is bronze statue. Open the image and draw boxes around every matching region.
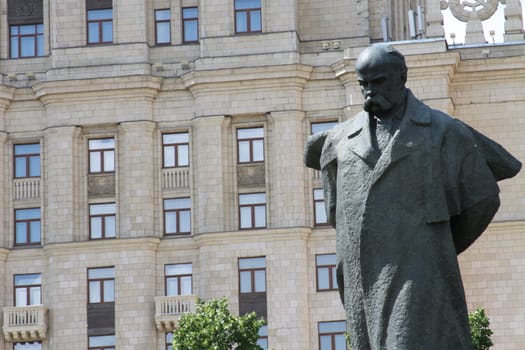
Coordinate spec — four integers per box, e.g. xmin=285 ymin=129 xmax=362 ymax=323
xmin=305 ymin=45 xmax=521 ymax=349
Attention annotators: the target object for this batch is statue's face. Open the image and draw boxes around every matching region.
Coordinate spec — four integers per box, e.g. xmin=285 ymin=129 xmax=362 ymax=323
xmin=356 ymin=60 xmax=406 ymax=117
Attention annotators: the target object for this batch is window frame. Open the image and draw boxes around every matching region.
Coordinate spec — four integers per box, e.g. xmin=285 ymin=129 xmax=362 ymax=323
xmin=234 ymin=0 xmax=262 ymax=34
xmin=14 ymin=143 xmax=41 ymax=179
xmin=9 ymin=23 xmax=44 ymax=59
xmin=238 ymin=193 xmax=266 ymax=230
xmin=165 ymin=332 xmax=173 ymax=350
xmin=88 ymin=138 xmax=115 ymax=174
xmin=238 ymin=257 xmax=266 ymax=294
xmin=14 ymin=207 xmax=41 ymax=247
xmin=182 ymin=7 xmax=199 ymax=43
xmin=237 ymin=127 xmax=264 ymax=164
xmin=89 ymin=202 xmax=116 ymax=240
xmin=86 ymin=8 xmax=113 ymax=45
xmin=318 ymin=320 xmax=347 ymax=350
xmin=14 ymin=273 xmax=42 ymax=307
xmin=13 ymin=342 xmax=43 ymax=350
xmin=310 ymin=120 xmax=338 ymax=135
xmin=162 ymin=132 xmax=190 ymax=168
xmin=88 ymin=334 xmax=116 ymax=350
xmin=316 ymin=254 xmax=338 ymax=292
xmin=313 ymin=188 xmax=329 ymax=226
xmin=155 ymin=8 xmax=171 ymax=45
xmin=163 ymin=198 xmax=191 ymax=236
xmin=164 ymin=263 xmax=193 ymax=296
xmin=88 ymin=267 xmax=115 ymax=304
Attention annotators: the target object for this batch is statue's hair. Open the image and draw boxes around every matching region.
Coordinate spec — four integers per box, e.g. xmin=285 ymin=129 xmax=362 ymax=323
xmin=356 ymin=44 xmax=408 ymax=82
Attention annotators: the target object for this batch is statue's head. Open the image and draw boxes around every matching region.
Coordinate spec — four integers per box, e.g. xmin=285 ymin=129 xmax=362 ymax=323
xmin=355 ymin=45 xmax=408 ymax=117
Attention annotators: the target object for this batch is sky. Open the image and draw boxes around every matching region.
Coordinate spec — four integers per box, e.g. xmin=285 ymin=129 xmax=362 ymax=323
xmin=441 ymin=0 xmax=525 ymax=45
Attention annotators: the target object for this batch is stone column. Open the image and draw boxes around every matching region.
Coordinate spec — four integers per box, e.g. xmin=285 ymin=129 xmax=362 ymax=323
xmin=426 ymin=0 xmax=446 ymax=38
xmin=267 ymin=111 xmax=307 ymax=228
xmin=192 ymin=116 xmax=232 ymax=234
xmin=44 ymin=126 xmax=81 ymax=243
xmin=117 ymin=121 xmax=157 ymax=238
xmin=0 ymin=132 xmax=7 ymax=248
xmin=504 ymin=0 xmax=525 ymax=42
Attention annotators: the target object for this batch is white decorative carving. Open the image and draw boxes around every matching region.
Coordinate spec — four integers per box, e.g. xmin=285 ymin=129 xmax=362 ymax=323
xmin=443 ymin=0 xmax=504 ymax=22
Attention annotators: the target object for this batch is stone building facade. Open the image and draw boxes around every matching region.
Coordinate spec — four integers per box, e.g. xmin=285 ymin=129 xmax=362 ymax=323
xmin=0 ymin=0 xmax=523 ymax=349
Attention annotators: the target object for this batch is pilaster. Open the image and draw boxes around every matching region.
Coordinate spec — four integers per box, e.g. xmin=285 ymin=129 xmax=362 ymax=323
xmin=0 ymin=132 xmax=7 ymax=249
xmin=504 ymin=0 xmax=525 ymax=42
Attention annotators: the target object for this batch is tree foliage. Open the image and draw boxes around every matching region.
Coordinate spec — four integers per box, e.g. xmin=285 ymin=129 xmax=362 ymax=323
xmin=172 ymin=297 xmax=265 ymax=350
xmin=469 ymin=308 xmax=493 ymax=350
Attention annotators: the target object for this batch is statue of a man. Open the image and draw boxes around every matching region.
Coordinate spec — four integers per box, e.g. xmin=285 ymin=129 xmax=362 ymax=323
xmin=305 ymin=45 xmax=521 ymax=349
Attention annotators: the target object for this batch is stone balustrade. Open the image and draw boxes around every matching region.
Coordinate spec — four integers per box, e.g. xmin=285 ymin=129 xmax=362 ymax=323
xmin=162 ymin=167 xmax=190 ymax=189
xmin=154 ymin=294 xmax=197 ymax=332
xmin=2 ymin=305 xmax=48 ymax=342
xmin=13 ymin=178 xmax=40 ymax=201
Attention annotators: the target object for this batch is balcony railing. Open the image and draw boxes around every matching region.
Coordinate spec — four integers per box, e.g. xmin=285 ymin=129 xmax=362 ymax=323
xmin=2 ymin=305 xmax=48 ymax=342
xmin=13 ymin=178 xmax=40 ymax=201
xmin=154 ymin=295 xmax=197 ymax=332
xmin=162 ymin=167 xmax=190 ymax=189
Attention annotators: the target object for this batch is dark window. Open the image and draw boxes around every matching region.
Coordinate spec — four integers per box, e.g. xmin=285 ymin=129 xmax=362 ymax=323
xmin=165 ymin=264 xmax=192 ymax=296
xmin=14 ymin=144 xmax=40 ymax=178
xmin=165 ymin=333 xmax=173 ymax=350
xmin=88 ymin=267 xmax=115 ymax=304
xmin=14 ymin=343 xmax=42 ymax=350
xmin=15 ymin=208 xmax=41 ymax=246
xmin=182 ymin=7 xmax=199 ymax=43
xmin=14 ymin=274 xmax=42 ymax=306
xmin=164 ymin=198 xmax=191 ymax=235
xmin=316 ymin=254 xmax=338 ymax=291
xmin=235 ymin=0 xmax=261 ymax=34
xmin=87 ymin=8 xmax=113 ymax=44
xmin=237 ymin=127 xmax=264 ymax=163
xmin=319 ymin=321 xmax=347 ymax=350
xmin=89 ymin=203 xmax=116 ymax=239
xmin=257 ymin=325 xmax=268 ymax=349
xmin=88 ymin=335 xmax=115 ymax=350
xmin=162 ymin=133 xmax=189 ymax=168
xmin=238 ymin=257 xmax=267 ymax=319
xmin=314 ymin=189 xmax=328 ymax=226
xmin=239 ymin=193 xmax=266 ymax=229
xmin=89 ymin=138 xmax=115 ymax=174
xmin=311 ymin=121 xmax=337 ymax=134
xmin=155 ymin=9 xmax=171 ymax=45
xmin=10 ymin=24 xmax=44 ymax=58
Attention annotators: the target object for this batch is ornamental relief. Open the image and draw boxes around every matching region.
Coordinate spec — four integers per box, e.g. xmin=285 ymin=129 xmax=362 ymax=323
xmin=440 ymin=0 xmax=504 ymax=22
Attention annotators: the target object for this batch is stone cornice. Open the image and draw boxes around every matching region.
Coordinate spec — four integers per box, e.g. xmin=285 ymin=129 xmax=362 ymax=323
xmin=43 ymin=237 xmax=161 ymax=257
xmin=193 ymin=227 xmax=312 ymax=247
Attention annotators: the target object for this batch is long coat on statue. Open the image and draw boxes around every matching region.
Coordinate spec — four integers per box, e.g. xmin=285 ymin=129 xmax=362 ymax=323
xmin=304 ymin=90 xmax=521 ymax=350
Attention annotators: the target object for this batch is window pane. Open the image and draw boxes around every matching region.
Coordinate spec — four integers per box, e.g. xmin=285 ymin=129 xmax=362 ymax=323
xmin=184 ymin=20 xmax=198 ymax=42
xmin=90 ymin=152 xmax=101 ymax=172
xmin=252 ymin=139 xmax=264 ymax=161
xmin=102 ymin=22 xmax=113 ymax=42
xmin=104 ymin=280 xmax=114 ymax=302
xmin=319 ymin=321 xmax=346 ymax=333
xmin=180 ymin=276 xmax=192 ymax=295
xmin=312 ymin=121 xmax=337 ymax=134
xmin=89 ymin=335 xmax=115 ymax=347
xmin=16 ymin=208 xmax=40 ymax=220
xmin=21 ymin=37 xmax=35 ymax=57
xmin=163 ymin=146 xmax=175 ymax=167
xmin=89 ymin=139 xmax=114 ymax=150
xmin=15 ymin=288 xmax=28 ymax=306
xmin=29 ymin=286 xmax=41 ymax=305
xmin=16 ymin=223 xmax=27 ymax=243
xmin=104 ymin=216 xmax=116 ymax=237
xmin=15 ymin=144 xmax=40 ymax=155
xmin=163 ymin=133 xmax=189 ymax=144
xmin=11 ymin=26 xmax=19 ymax=35
xmin=250 ymin=11 xmax=262 ymax=31
xmin=165 ymin=264 xmax=192 ymax=276
xmin=179 ymin=210 xmax=191 ymax=233
xmin=156 ymin=9 xmax=170 ymax=20
xmin=37 ymin=35 xmax=44 ymax=56
xmin=104 ymin=150 xmax=115 ymax=171
xmin=178 ymin=144 xmax=189 ymax=166
xmin=15 ymin=274 xmax=42 ymax=286
xmin=14 ymin=342 xmax=42 ymax=350
xmin=318 ymin=267 xmax=330 ymax=290
xmin=335 ymin=334 xmax=346 ymax=350
xmin=313 ymin=189 xmax=324 ymax=200
xmin=10 ymin=38 xmax=19 ymax=58
xmin=88 ymin=23 xmax=99 ymax=43
xmin=88 ymin=267 xmax=115 ymax=279
xmin=89 ymin=281 xmax=101 ymax=303
xmin=20 ymin=25 xmax=36 ymax=35
xmin=238 ymin=140 xmax=250 ymax=162
xmin=315 ymin=202 xmax=327 ymax=224
xmin=164 ymin=198 xmax=191 ymax=210
xmin=333 ymin=267 xmax=338 ymax=288
xmin=236 ymin=12 xmax=247 ymax=32
xmin=15 ymin=158 xmax=27 ymax=178
xmin=240 ymin=207 xmax=252 ymax=229
xmin=90 ymin=217 xmax=102 ymax=238
xmin=254 ymin=270 xmax=266 ymax=292
xmin=240 ymin=271 xmax=252 ymax=293
xmin=37 ymin=24 xmax=44 ymax=34
xmin=183 ymin=8 xmax=198 ymax=18
xmin=317 ymin=254 xmax=337 ymax=266
xmin=29 ymin=221 xmax=41 ymax=243
xmin=254 ymin=205 xmax=266 ymax=227
xmin=239 ymin=193 xmax=265 ymax=205
xmin=235 ymin=0 xmax=261 ymax=10
xmin=88 ymin=9 xmax=113 ymax=20
xmin=29 ymin=156 xmax=40 ymax=176
xmin=237 ymin=128 xmax=263 ymax=139
xmin=320 ymin=335 xmax=332 ymax=350
xmin=239 ymin=257 xmax=266 ymax=269
xmin=156 ymin=22 xmax=170 ymax=43
xmin=166 ymin=277 xmax=179 ymax=296
xmin=90 ymin=203 xmax=116 ymax=215
xmin=165 ymin=212 xmax=177 ymax=234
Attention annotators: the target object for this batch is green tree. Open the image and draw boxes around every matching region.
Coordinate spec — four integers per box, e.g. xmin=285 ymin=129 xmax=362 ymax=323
xmin=172 ymin=297 xmax=265 ymax=350
xmin=469 ymin=308 xmax=493 ymax=350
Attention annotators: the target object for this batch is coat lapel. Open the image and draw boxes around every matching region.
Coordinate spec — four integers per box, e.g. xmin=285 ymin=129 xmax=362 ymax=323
xmin=346 ymin=111 xmax=379 ymax=166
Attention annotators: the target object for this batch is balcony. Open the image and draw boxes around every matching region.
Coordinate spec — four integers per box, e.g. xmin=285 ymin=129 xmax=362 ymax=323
xmin=2 ymin=305 xmax=48 ymax=342
xmin=154 ymin=295 xmax=197 ymax=332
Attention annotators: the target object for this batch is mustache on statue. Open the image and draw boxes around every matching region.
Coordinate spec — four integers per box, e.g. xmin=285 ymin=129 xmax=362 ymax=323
xmin=364 ymin=94 xmax=392 ymax=113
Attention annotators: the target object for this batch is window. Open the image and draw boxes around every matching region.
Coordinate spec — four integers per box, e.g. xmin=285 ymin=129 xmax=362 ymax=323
xmin=14 ymin=144 xmax=40 ymax=178
xmin=318 ymin=321 xmax=347 ymax=350
xmin=89 ymin=138 xmax=115 ymax=174
xmin=89 ymin=203 xmax=116 ymax=239
xmin=311 ymin=121 xmax=338 ymax=134
xmin=88 ymin=267 xmax=115 ymax=304
xmin=165 ymin=333 xmax=173 ymax=350
xmin=257 ymin=325 xmax=268 ymax=350
xmin=87 ymin=9 xmax=113 ymax=44
xmin=316 ymin=254 xmax=338 ymax=291
xmin=14 ymin=343 xmax=42 ymax=350
xmin=237 ymin=127 xmax=264 ymax=163
xmin=15 ymin=208 xmax=41 ymax=246
xmin=165 ymin=264 xmax=192 ymax=296
xmin=162 ymin=133 xmax=189 ymax=168
xmin=239 ymin=193 xmax=266 ymax=229
xmin=314 ymin=189 xmax=328 ymax=226
xmin=239 ymin=257 xmax=266 ymax=294
xmin=164 ymin=198 xmax=191 ymax=235
xmin=10 ymin=24 xmax=44 ymax=58
xmin=182 ymin=7 xmax=199 ymax=43
xmin=155 ymin=9 xmax=171 ymax=45
xmin=14 ymin=274 xmax=41 ymax=306
xmin=235 ymin=0 xmax=261 ymax=34
xmin=88 ymin=335 xmax=115 ymax=350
